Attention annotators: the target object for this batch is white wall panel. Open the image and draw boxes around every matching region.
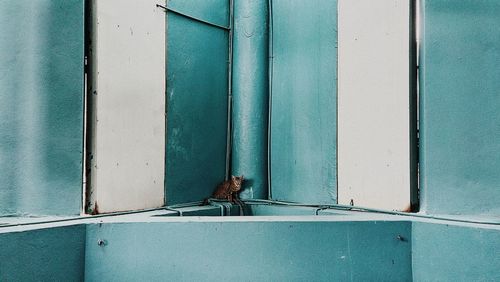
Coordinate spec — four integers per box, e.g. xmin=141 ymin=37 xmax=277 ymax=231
xmin=88 ymin=0 xmax=165 ymax=213
xmin=338 ymin=0 xmax=414 ymax=211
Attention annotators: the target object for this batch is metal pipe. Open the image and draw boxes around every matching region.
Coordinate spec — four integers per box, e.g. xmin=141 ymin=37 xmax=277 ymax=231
xmin=207 ymin=199 xmax=234 ymax=216
xmin=267 ymin=0 xmax=274 ymax=200
xmin=164 ymin=207 xmax=183 ymax=216
xmin=231 ymin=0 xmax=269 ymax=200
xmin=225 ymin=0 xmax=234 ymax=180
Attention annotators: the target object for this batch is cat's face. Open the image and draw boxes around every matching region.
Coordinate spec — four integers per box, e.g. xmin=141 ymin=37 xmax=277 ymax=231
xmin=230 ymin=175 xmax=244 ymax=192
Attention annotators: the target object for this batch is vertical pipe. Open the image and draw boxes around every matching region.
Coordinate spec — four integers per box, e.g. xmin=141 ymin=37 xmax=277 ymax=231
xmin=232 ymin=0 xmax=269 ymax=199
xmin=225 ymin=0 xmax=234 ymax=181
xmin=267 ymin=0 xmax=273 ymax=200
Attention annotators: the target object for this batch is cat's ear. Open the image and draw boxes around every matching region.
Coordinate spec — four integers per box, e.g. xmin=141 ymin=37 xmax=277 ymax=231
xmin=231 ymin=175 xmax=236 ymax=180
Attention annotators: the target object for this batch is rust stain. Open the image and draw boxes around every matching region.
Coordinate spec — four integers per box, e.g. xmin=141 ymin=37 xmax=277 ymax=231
xmin=401 ymin=204 xmax=412 ymax=213
xmin=91 ymin=202 xmax=99 ymax=215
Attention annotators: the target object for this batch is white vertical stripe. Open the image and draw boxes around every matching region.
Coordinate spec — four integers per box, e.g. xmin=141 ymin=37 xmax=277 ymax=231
xmin=89 ymin=0 xmax=166 ymax=213
xmin=338 ymin=0 xmax=412 ymax=211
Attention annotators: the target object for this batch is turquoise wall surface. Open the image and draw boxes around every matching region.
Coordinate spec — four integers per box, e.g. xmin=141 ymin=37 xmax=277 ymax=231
xmin=165 ymin=0 xmax=229 ymax=204
xmin=167 ymin=0 xmax=229 ymax=26
xmin=412 ymin=222 xmax=500 ymax=281
xmin=0 ymin=0 xmax=84 ymax=216
xmin=0 ymin=1 xmax=499 ymax=280
xmin=1 ymin=216 xmax=499 ymax=281
xmin=85 ymin=220 xmax=411 ymax=281
xmin=248 ymin=204 xmax=320 ymax=216
xmin=0 ymin=225 xmax=86 ymax=281
xmin=419 ymin=0 xmax=500 ymax=215
xmin=269 ymin=0 xmax=338 ymax=204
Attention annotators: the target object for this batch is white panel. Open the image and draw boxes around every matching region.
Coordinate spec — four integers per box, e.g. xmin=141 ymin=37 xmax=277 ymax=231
xmin=88 ymin=0 xmax=165 ymax=213
xmin=338 ymin=0 xmax=412 ymax=211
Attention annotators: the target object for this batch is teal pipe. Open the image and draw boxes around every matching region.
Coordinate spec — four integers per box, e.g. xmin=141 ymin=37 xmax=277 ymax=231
xmin=231 ymin=0 xmax=269 ymax=199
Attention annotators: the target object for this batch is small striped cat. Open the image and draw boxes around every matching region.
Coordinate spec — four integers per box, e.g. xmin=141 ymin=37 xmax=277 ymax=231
xmin=205 ymin=175 xmax=245 ymax=215
xmin=203 ymin=175 xmax=245 ymax=215
xmin=211 ymin=175 xmax=244 ymax=202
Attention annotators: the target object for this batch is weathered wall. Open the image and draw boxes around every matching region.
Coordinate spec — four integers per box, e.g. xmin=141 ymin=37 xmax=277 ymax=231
xmin=412 ymin=222 xmax=500 ymax=281
xmin=269 ymin=0 xmax=338 ymax=204
xmin=0 ymin=215 xmax=498 ymax=281
xmin=85 ymin=220 xmax=412 ymax=281
xmin=419 ymin=0 xmax=500 ymax=215
xmin=0 ymin=0 xmax=84 ymax=216
xmin=0 ymin=225 xmax=86 ymax=281
xmin=165 ymin=0 xmax=229 ymax=204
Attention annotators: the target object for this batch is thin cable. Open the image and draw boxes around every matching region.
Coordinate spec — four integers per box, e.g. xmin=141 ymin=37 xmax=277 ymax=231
xmin=242 ymin=199 xmax=500 ymax=226
xmin=266 ymin=0 xmax=274 ymax=200
xmin=156 ymin=4 xmax=230 ymax=31
xmin=225 ymin=0 xmax=234 ymax=180
xmin=164 ymin=207 xmax=182 ymax=216
xmin=0 ymin=207 xmax=167 ymax=229
xmin=3 ymin=200 xmax=498 ymax=228
xmin=167 ymin=201 xmax=204 ymax=209
xmin=0 ymin=201 xmax=205 ymax=228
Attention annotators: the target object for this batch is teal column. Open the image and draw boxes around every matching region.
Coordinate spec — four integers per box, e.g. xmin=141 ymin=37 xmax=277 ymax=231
xmin=232 ymin=0 xmax=269 ymax=199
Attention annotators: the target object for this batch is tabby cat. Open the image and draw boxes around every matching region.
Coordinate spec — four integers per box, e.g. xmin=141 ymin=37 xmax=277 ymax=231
xmin=205 ymin=175 xmax=245 ymax=215
xmin=211 ymin=175 xmax=244 ymax=202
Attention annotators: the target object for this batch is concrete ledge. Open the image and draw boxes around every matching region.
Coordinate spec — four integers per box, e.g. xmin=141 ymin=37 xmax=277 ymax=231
xmin=1 ymin=208 xmax=499 ymax=281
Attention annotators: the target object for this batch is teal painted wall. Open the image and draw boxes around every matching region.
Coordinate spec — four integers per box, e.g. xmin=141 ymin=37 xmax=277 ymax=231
xmin=0 ymin=0 xmax=84 ymax=216
xmin=165 ymin=0 xmax=229 ymax=204
xmin=248 ymin=204 xmax=319 ymax=216
xmin=1 ymin=217 xmax=499 ymax=281
xmin=0 ymin=225 xmax=86 ymax=281
xmin=85 ymin=220 xmax=411 ymax=281
xmin=412 ymin=222 xmax=500 ymax=281
xmin=269 ymin=0 xmax=337 ymax=204
xmin=419 ymin=0 xmax=500 ymax=215
xmin=232 ymin=0 xmax=269 ymax=200
xmin=167 ymin=0 xmax=229 ymax=27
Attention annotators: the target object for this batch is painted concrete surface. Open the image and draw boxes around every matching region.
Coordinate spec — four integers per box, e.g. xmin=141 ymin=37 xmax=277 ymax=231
xmin=1 ymin=210 xmax=499 ymax=281
xmin=85 ymin=220 xmax=411 ymax=281
xmin=167 ymin=0 xmax=229 ymax=28
xmin=270 ymin=0 xmax=338 ymax=204
xmin=419 ymin=0 xmax=500 ymax=215
xmin=0 ymin=224 xmax=86 ymax=281
xmin=337 ymin=0 xmax=415 ymax=211
xmin=232 ymin=0 xmax=269 ymax=200
xmin=88 ymin=0 xmax=165 ymax=214
xmin=165 ymin=3 xmax=229 ymax=204
xmin=0 ymin=0 xmax=84 ymax=216
xmin=412 ymin=222 xmax=500 ymax=281
xmin=155 ymin=205 xmax=239 ymax=216
xmin=248 ymin=204 xmax=320 ymax=216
